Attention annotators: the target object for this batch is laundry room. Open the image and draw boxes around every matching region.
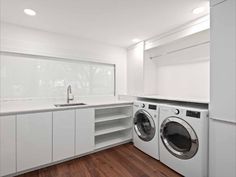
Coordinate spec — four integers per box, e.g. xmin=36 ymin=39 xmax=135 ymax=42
xmin=0 ymin=0 xmax=235 ymax=177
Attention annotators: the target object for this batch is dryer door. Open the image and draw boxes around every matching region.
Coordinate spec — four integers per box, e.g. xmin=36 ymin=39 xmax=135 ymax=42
xmin=134 ymin=109 xmax=156 ymax=142
xmin=160 ymin=117 xmax=198 ymax=159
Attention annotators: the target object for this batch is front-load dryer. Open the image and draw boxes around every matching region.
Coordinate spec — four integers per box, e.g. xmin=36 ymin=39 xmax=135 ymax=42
xmin=159 ymin=104 xmax=208 ymax=177
xmin=133 ymin=101 xmax=160 ymax=160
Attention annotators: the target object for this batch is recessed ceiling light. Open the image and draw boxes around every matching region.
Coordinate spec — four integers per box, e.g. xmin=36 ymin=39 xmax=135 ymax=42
xmin=192 ymin=7 xmax=205 ymax=14
xmin=24 ymin=9 xmax=36 ymax=16
xmin=132 ymin=38 xmax=141 ymax=43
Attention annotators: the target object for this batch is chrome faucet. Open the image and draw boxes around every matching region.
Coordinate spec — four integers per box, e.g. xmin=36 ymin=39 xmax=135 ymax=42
xmin=67 ymin=85 xmax=74 ymax=103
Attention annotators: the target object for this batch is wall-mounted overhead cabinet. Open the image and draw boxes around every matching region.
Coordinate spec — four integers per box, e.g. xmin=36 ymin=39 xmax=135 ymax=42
xmin=17 ymin=112 xmax=52 ymax=171
xmin=53 ymin=110 xmax=75 ymax=162
xmin=0 ymin=115 xmax=16 ymax=176
xmin=75 ymin=108 xmax=95 ymax=155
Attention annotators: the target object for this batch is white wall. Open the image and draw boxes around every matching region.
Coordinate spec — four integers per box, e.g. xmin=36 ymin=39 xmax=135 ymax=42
xmin=0 ymin=22 xmax=127 ymax=100
xmin=144 ymin=30 xmax=210 ymax=101
xmin=126 ymin=42 xmax=144 ymax=95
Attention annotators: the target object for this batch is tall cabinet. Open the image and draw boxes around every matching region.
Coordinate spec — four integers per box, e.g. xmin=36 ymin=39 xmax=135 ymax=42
xmin=210 ymin=0 xmax=236 ymax=177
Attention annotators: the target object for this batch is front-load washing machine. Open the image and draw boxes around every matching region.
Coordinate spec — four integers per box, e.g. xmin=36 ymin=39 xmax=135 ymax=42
xmin=133 ymin=101 xmax=160 ymax=160
xmin=159 ymin=104 xmax=208 ymax=177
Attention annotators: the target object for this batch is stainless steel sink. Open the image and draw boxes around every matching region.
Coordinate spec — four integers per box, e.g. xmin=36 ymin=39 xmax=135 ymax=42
xmin=54 ymin=103 xmax=86 ymax=107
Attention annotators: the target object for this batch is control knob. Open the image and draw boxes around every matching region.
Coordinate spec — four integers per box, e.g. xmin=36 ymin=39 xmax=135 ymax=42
xmin=175 ymin=109 xmax=180 ymax=115
xmin=141 ymin=103 xmax=145 ymax=108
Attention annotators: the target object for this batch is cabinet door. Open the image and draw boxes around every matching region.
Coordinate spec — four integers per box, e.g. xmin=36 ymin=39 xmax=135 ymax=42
xmin=53 ymin=110 xmax=75 ymax=162
xmin=209 ymin=119 xmax=236 ymax=177
xmin=0 ymin=115 xmax=16 ymax=176
xmin=210 ymin=0 xmax=236 ymax=122
xmin=17 ymin=112 xmax=52 ymax=171
xmin=76 ymin=108 xmax=94 ymax=155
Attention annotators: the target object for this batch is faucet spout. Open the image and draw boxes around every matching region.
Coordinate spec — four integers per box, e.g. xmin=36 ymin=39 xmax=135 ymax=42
xmin=67 ymin=85 xmax=74 ymax=103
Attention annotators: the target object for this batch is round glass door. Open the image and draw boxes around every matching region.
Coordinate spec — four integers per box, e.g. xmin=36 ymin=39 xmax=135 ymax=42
xmin=160 ymin=117 xmax=198 ymax=159
xmin=134 ymin=110 xmax=155 ymax=142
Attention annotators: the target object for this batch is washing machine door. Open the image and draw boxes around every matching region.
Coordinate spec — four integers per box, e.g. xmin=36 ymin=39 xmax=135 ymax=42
xmin=160 ymin=117 xmax=198 ymax=159
xmin=134 ymin=109 xmax=156 ymax=142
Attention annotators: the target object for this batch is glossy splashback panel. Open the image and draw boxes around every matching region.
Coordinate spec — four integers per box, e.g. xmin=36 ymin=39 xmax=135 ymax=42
xmin=0 ymin=52 xmax=115 ymax=100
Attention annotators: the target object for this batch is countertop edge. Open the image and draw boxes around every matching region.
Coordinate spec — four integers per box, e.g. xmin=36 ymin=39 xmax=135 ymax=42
xmin=0 ymin=101 xmax=133 ymax=116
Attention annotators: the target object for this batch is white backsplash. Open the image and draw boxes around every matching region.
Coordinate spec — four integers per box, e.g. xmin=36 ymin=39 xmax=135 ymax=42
xmin=0 ymin=52 xmax=115 ymax=101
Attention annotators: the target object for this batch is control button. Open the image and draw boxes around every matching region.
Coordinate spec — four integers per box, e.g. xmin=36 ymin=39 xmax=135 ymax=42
xmin=141 ymin=103 xmax=145 ymax=108
xmin=175 ymin=109 xmax=180 ymax=115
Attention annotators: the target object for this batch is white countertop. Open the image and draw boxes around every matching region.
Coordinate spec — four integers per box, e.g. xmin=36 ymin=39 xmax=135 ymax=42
xmin=0 ymin=99 xmax=133 ymax=116
xmin=0 ymin=95 xmax=209 ymax=116
xmin=137 ymin=95 xmax=209 ymax=104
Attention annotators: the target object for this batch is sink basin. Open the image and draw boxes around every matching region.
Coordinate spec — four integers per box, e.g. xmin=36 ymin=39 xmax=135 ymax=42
xmin=54 ymin=103 xmax=86 ymax=107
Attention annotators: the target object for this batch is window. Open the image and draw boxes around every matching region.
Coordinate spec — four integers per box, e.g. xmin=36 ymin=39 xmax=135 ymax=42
xmin=0 ymin=52 xmax=115 ymax=100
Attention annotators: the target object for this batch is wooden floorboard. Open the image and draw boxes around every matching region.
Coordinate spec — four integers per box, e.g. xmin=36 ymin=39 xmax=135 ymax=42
xmin=17 ymin=143 xmax=182 ymax=177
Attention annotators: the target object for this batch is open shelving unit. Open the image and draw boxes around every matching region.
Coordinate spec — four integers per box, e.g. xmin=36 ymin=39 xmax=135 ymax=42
xmin=94 ymin=105 xmax=133 ymax=150
xmin=95 ymin=130 xmax=132 ymax=149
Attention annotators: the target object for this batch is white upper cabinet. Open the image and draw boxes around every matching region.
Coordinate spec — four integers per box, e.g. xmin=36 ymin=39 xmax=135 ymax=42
xmin=75 ymin=108 xmax=95 ymax=155
xmin=17 ymin=112 xmax=52 ymax=171
xmin=53 ymin=110 xmax=75 ymax=162
xmin=0 ymin=115 xmax=16 ymax=176
xmin=210 ymin=0 xmax=236 ymax=122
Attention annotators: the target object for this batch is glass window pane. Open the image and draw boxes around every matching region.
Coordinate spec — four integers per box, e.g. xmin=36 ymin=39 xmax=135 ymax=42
xmin=0 ymin=53 xmax=115 ymax=100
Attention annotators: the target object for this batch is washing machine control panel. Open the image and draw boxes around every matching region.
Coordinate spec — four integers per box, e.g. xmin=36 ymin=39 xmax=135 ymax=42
xmin=186 ymin=110 xmax=201 ymax=118
xmin=148 ymin=104 xmax=157 ymax=110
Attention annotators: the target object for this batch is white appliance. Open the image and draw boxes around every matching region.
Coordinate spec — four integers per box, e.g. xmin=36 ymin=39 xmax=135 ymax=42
xmin=210 ymin=0 xmax=236 ymax=177
xmin=159 ymin=105 xmax=208 ymax=177
xmin=133 ymin=101 xmax=160 ymax=160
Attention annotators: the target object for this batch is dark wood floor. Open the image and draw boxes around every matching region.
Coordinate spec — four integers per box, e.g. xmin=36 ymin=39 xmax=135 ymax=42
xmin=18 ymin=143 xmax=182 ymax=177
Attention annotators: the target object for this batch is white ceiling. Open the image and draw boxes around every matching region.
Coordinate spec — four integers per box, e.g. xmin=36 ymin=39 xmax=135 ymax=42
xmin=0 ymin=0 xmax=209 ymax=47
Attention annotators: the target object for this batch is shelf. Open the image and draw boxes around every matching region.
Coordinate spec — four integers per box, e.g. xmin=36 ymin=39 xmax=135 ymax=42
xmin=95 ymin=131 xmax=132 ymax=150
xmin=95 ymin=125 xmax=132 ymax=136
xmin=95 ymin=105 xmax=132 ymax=110
xmin=95 ymin=113 xmax=131 ymax=123
xmin=94 ymin=104 xmax=133 ymax=150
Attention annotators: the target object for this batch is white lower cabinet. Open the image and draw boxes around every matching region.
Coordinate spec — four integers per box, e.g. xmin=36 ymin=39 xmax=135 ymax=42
xmin=1 ymin=104 xmax=131 ymax=176
xmin=17 ymin=112 xmax=52 ymax=171
xmin=53 ymin=110 xmax=75 ymax=162
xmin=209 ymin=119 xmax=236 ymax=177
xmin=75 ymin=108 xmax=95 ymax=155
xmin=0 ymin=115 xmax=16 ymax=177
